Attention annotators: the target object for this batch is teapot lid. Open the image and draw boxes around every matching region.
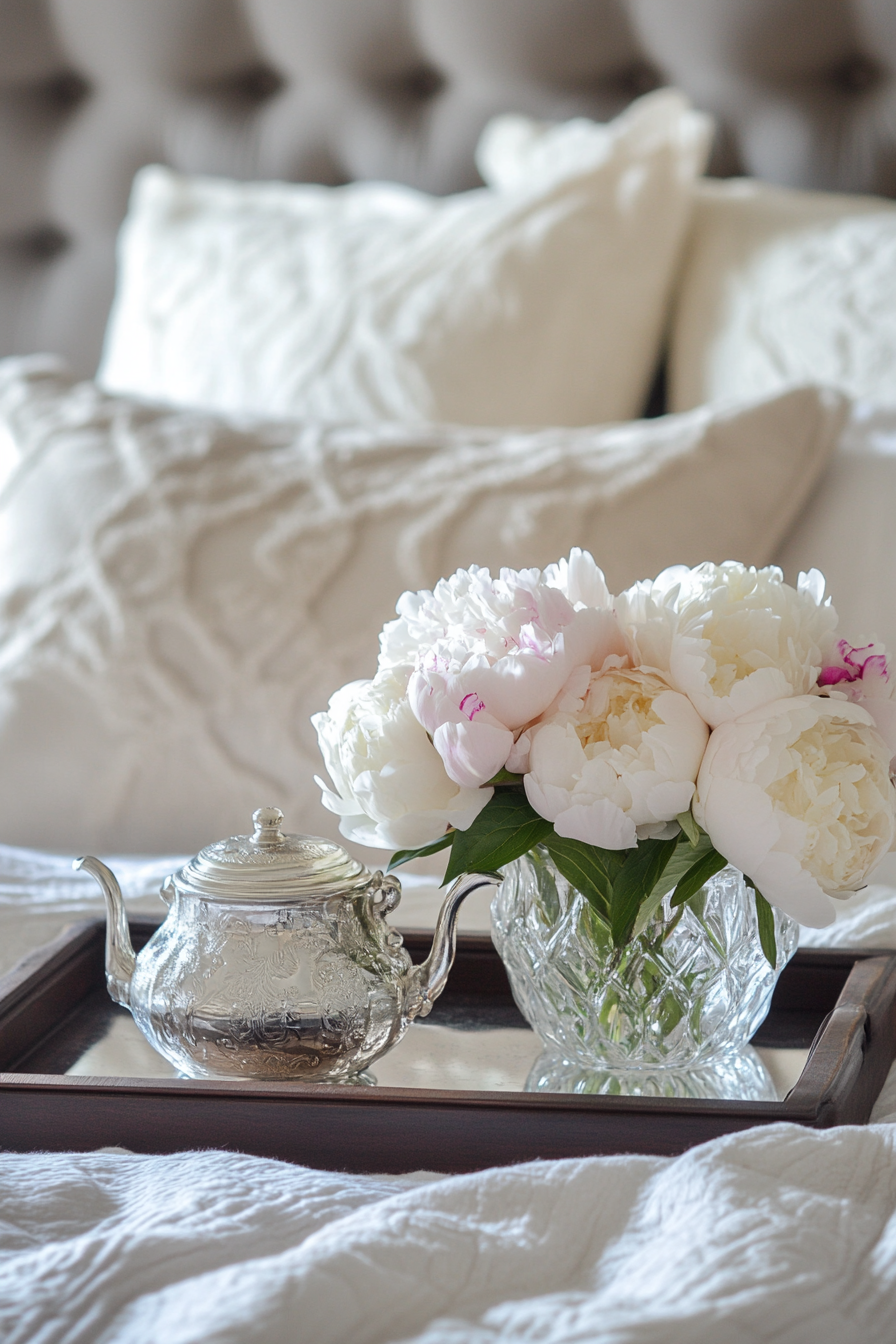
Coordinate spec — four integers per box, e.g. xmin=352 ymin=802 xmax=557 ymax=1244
xmin=174 ymin=807 xmax=368 ymax=901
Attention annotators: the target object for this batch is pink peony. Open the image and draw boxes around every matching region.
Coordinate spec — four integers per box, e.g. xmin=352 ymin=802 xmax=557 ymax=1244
xmin=383 ymin=552 xmax=627 ymax=789
xmin=818 ymin=639 xmax=896 ymax=767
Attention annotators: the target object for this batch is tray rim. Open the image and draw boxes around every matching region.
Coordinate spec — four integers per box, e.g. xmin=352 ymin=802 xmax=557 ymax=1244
xmin=0 ymin=916 xmax=893 ymax=1169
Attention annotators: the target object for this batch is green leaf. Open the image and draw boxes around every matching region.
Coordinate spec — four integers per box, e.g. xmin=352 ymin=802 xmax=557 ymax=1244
xmin=670 ymin=845 xmax=729 ymax=908
xmin=610 ymin=837 xmax=678 ymax=948
xmin=653 ymin=830 xmax=716 ymax=899
xmin=753 ymin=887 xmax=778 ymax=968
xmin=630 ymin=829 xmax=714 ymax=936
xmin=443 ymin=790 xmax=552 ymax=884
xmin=628 ymin=829 xmax=722 ymax=937
xmin=484 ymin=767 xmax=525 ymax=786
xmin=676 ymin=809 xmax=701 ymax=848
xmin=386 ymin=831 xmax=453 ymax=873
xmin=543 ymin=834 xmax=624 ymax=926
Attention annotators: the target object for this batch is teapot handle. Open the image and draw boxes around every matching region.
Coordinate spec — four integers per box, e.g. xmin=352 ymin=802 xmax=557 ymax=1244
xmin=407 ymin=871 xmax=503 ymax=1020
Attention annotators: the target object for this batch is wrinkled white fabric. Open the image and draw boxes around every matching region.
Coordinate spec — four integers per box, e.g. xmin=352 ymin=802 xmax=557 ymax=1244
xmin=799 ymin=875 xmax=896 ymax=952
xmin=0 ymin=360 xmax=841 ymax=855
xmin=670 ymin=177 xmax=896 ymax=412
xmin=99 ymin=92 xmax=710 ymax=429
xmin=0 ymin=843 xmax=175 ymax=978
xmin=5 ymin=1126 xmax=896 ymax=1343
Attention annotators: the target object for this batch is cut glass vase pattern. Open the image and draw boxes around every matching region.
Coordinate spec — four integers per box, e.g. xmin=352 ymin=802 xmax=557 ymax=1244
xmin=491 ymin=848 xmax=798 ymax=1081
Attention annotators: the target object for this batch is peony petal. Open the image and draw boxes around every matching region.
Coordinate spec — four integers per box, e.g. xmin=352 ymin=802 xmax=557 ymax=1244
xmin=527 ymin=722 xmax=587 ymax=788
xmin=798 ymin=568 xmax=827 ymax=606
xmin=524 ymin=773 xmax=565 ymax=824
xmin=637 ymin=819 xmax=682 ymax=841
xmin=697 ymin=770 xmax=834 ymax=924
xmin=451 ymin=787 xmax=495 ymax=832
xmin=433 ymin=720 xmax=514 ymax=789
xmin=645 ymin=779 xmax=696 ymax=819
xmin=544 ymin=548 xmax=612 ymax=609
xmin=314 ymin=777 xmax=358 ymax=819
xmin=506 ymin=731 xmax=532 ymax=775
xmin=472 ymin=653 xmax=570 ymax=729
xmin=550 ymin=663 xmax=592 ymax=715
xmin=750 ymin=850 xmax=836 ymax=928
xmin=553 ymin=800 xmax=637 ymax=850
xmin=696 ymin=696 xmax=893 ymax=924
xmin=562 ymin=606 xmax=628 ymax=670
xmin=672 ymin=642 xmax=791 ymax=727
xmin=696 ymin=748 xmax=785 ymax=867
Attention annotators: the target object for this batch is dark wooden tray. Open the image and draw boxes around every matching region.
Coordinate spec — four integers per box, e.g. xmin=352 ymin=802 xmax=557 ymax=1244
xmin=0 ymin=917 xmax=894 ymax=1174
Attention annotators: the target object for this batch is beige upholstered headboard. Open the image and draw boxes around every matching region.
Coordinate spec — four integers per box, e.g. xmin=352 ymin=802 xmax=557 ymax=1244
xmin=2 ymin=0 xmax=895 ymax=377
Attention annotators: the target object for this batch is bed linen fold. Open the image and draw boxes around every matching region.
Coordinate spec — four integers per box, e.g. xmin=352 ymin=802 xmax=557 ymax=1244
xmin=3 ymin=1125 xmax=896 ymax=1344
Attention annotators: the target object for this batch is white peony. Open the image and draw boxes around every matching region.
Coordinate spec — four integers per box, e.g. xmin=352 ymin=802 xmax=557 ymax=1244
xmin=543 ymin=547 xmax=615 ymax=610
xmin=694 ymin=695 xmax=896 ymax=927
xmin=312 ymin=668 xmax=491 ymax=850
xmin=524 ymin=667 xmax=710 ymax=849
xmin=818 ymin=638 xmax=896 ymax=768
xmin=610 ymin=564 xmax=688 ymax=676
xmin=616 ymin=562 xmax=839 ymax=729
xmin=380 ymin=551 xmax=626 ymax=789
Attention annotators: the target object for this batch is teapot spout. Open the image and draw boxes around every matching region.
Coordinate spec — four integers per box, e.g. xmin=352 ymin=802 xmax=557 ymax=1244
xmin=408 ymin=872 xmax=503 ymax=1020
xmin=74 ymin=856 xmax=136 ymax=1008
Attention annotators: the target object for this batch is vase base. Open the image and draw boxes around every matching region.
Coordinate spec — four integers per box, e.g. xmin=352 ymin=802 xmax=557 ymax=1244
xmin=525 ymin=1045 xmax=778 ymax=1101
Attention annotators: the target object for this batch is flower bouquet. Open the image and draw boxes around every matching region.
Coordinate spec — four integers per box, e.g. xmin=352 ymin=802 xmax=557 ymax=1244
xmin=314 ymin=552 xmax=896 ymax=1077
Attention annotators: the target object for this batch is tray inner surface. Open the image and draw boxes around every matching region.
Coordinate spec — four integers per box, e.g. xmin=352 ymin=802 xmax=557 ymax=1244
xmin=7 ymin=924 xmax=855 ymax=1100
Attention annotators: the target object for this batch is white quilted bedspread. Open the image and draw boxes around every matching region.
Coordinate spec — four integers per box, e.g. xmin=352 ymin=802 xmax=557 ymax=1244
xmin=6 ymin=1124 xmax=896 ymax=1344
xmin=4 ymin=846 xmax=896 ymax=1343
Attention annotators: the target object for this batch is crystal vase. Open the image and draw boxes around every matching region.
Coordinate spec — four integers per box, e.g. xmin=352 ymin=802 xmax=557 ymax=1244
xmin=490 ymin=847 xmax=799 ymax=1096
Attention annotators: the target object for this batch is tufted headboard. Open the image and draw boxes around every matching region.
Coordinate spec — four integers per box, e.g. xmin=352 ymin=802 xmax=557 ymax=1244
xmin=2 ymin=0 xmax=895 ymax=378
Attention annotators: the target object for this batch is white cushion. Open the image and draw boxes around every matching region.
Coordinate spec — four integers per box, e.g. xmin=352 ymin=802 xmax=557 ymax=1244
xmin=98 ymin=91 xmax=710 ymax=429
xmin=0 ymin=358 xmax=845 ymax=856
xmin=669 ymin=178 xmax=896 ymax=413
xmin=774 ymin=403 xmax=896 ymax=654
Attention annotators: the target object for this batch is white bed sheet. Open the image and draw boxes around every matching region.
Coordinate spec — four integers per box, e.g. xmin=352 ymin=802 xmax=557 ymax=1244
xmin=5 ymin=1123 xmax=896 ymax=1342
xmin=2 ymin=845 xmax=896 ymax=1341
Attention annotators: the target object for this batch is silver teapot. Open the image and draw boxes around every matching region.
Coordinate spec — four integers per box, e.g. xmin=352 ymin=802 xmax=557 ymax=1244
xmin=75 ymin=807 xmax=500 ymax=1082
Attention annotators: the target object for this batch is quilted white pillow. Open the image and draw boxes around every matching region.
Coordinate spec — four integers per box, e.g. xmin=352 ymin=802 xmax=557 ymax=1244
xmin=669 ymin=178 xmax=896 ymax=413
xmin=98 ymin=91 xmax=709 ymax=428
xmin=774 ymin=403 xmax=896 ymax=655
xmin=0 ymin=359 xmax=845 ymax=856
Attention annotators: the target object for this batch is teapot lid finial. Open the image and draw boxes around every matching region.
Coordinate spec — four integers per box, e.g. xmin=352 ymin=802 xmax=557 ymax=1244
xmin=252 ymin=807 xmax=285 ymax=846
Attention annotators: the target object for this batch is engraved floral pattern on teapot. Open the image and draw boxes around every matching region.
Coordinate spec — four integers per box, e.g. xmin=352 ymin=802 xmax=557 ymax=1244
xmin=76 ymin=808 xmax=500 ymax=1081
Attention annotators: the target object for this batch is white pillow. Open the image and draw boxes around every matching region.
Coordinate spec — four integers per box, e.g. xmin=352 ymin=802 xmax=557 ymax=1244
xmin=774 ymin=403 xmax=896 ymax=654
xmin=669 ymin=178 xmax=896 ymax=413
xmin=0 ymin=358 xmax=844 ymax=856
xmin=98 ymin=91 xmax=710 ymax=428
